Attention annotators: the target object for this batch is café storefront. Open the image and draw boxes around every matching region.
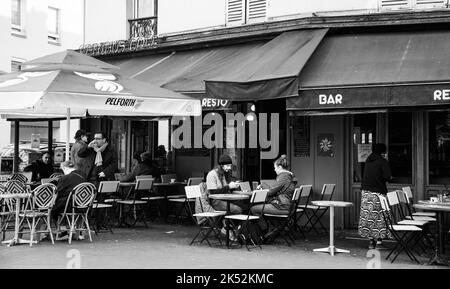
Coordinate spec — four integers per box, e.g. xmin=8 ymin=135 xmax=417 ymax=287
xmin=287 ymin=29 xmax=450 ymax=228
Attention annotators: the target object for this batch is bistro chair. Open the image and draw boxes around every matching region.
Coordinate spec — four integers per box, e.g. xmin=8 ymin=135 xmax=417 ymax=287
xmin=263 ymin=186 xmax=303 ymax=246
xmin=396 ymin=190 xmax=436 ymax=222
xmin=0 ymin=184 xmax=16 ymax=241
xmin=7 ymin=173 xmax=29 ymax=184
xmin=379 ymin=195 xmax=422 ymax=264
xmin=187 ymin=177 xmax=203 ymax=186
xmin=402 ymin=187 xmax=436 ymax=217
xmin=293 ymin=184 xmax=313 ymax=238
xmin=117 ymin=179 xmax=152 ymax=227
xmin=301 ymin=184 xmax=335 ymax=235
xmin=18 ymin=183 xmax=57 ymax=246
xmin=166 ymin=177 xmax=203 ymax=224
xmin=55 ymin=182 xmax=96 ymax=244
xmin=187 ymin=185 xmax=226 ymax=247
xmin=90 ymin=181 xmax=119 ymax=234
xmin=225 ymin=189 xmax=269 ymax=250
xmin=260 ymin=179 xmax=276 ymax=188
xmin=49 ymin=173 xmax=63 ymax=180
xmin=161 ymin=174 xmax=177 ymax=184
xmin=136 ymin=175 xmax=153 ymax=180
xmin=139 ymin=178 xmax=165 ymax=221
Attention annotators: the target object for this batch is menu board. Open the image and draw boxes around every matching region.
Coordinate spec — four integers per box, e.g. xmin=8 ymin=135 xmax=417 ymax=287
xmin=292 ymin=116 xmax=310 ymax=157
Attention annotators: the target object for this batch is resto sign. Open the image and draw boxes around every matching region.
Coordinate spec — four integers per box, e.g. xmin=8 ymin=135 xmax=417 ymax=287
xmin=201 ymin=98 xmax=230 ymax=110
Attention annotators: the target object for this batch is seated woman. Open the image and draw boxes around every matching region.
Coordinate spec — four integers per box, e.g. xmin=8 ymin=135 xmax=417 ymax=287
xmin=119 ymin=152 xmax=160 ymax=182
xmin=250 ymin=155 xmax=298 ymax=217
xmin=206 ymin=154 xmax=248 ymax=214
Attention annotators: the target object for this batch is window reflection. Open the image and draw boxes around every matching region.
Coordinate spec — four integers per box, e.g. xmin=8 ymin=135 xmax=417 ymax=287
xmin=429 ymin=111 xmax=450 ymax=184
xmin=353 ymin=114 xmax=376 ymax=183
xmin=388 ymin=112 xmax=412 ymax=184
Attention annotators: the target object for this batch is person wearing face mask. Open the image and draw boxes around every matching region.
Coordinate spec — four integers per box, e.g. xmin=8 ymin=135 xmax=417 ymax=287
xmin=206 ymin=154 xmax=247 ymax=214
xmin=358 ymin=143 xmax=393 ymax=249
xmin=23 ymin=151 xmax=54 ymax=182
xmin=77 ymin=132 xmax=118 ymax=186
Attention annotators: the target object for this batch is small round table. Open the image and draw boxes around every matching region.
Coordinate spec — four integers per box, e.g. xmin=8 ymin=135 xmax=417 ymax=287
xmin=414 ymin=202 xmax=450 ymax=266
xmin=0 ymin=193 xmax=33 ymax=247
xmin=208 ymin=193 xmax=249 ymax=248
xmin=311 ymin=200 xmax=353 ymax=256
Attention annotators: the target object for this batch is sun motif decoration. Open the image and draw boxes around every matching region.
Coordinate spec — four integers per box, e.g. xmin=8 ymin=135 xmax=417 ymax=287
xmin=319 ymin=138 xmax=333 ymax=152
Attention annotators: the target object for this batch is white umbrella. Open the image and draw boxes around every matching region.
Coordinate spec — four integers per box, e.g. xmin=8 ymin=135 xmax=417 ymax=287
xmin=0 ymin=50 xmax=202 ymax=161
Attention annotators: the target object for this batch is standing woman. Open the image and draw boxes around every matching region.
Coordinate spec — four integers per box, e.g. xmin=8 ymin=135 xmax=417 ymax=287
xmin=358 ymin=143 xmax=393 ymax=249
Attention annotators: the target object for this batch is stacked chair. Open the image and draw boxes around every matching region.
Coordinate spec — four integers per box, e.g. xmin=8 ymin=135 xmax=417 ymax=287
xmin=379 ymin=194 xmax=424 ymax=264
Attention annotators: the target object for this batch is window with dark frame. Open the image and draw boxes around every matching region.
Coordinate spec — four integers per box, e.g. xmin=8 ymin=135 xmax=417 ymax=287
xmin=388 ymin=112 xmax=413 ymax=184
xmin=428 ymin=111 xmax=450 ymax=185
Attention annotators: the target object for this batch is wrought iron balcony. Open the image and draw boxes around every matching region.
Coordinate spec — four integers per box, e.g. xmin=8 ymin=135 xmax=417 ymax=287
xmin=128 ymin=16 xmax=157 ymax=39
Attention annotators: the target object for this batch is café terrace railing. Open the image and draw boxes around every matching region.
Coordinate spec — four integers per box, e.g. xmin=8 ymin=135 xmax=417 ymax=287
xmin=128 ymin=16 xmax=157 ymax=39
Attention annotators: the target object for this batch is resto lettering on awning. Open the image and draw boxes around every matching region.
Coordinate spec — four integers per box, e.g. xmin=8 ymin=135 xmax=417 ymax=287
xmin=201 ymin=98 xmax=230 ymax=110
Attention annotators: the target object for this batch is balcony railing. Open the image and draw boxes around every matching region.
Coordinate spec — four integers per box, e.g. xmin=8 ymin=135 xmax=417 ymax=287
xmin=128 ymin=16 xmax=157 ymax=39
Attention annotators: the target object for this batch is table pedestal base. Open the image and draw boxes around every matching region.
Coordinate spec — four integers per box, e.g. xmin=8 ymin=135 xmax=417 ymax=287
xmin=314 ymin=246 xmax=350 ymax=256
xmin=2 ymin=238 xmax=37 ymax=247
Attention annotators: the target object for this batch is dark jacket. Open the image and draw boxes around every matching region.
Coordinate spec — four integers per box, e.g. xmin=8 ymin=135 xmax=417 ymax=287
xmin=77 ymin=145 xmax=118 ymax=182
xmin=118 ymin=162 xmax=160 ymax=182
xmin=23 ymin=159 xmax=54 ymax=182
xmin=70 ymin=140 xmax=89 ymax=172
xmin=261 ymin=171 xmax=298 ymax=210
xmin=52 ymin=169 xmax=87 ymax=218
xmin=361 ymin=153 xmax=392 ymax=194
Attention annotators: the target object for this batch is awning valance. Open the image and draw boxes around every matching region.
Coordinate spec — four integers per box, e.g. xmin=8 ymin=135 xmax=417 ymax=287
xmin=287 ymin=30 xmax=450 ymax=111
xmin=205 ymin=29 xmax=328 ymax=101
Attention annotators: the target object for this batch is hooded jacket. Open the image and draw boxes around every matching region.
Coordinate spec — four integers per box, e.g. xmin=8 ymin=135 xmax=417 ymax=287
xmin=262 ymin=171 xmax=298 ymax=210
xmin=361 ymin=153 xmax=392 ymax=194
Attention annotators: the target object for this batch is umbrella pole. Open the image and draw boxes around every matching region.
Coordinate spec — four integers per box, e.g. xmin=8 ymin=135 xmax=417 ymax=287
xmin=66 ymin=108 xmax=70 ymax=161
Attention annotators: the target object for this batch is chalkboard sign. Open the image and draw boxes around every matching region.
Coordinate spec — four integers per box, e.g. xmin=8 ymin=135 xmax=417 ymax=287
xmin=292 ymin=116 xmax=310 ymax=157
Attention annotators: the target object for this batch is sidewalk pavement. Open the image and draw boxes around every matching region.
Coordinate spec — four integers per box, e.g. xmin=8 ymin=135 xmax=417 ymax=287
xmin=0 ymin=221 xmax=446 ymax=269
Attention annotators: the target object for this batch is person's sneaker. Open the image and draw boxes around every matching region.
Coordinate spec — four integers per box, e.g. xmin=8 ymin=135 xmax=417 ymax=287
xmin=78 ymin=233 xmax=85 ymax=240
xmin=368 ymin=239 xmax=376 ymax=249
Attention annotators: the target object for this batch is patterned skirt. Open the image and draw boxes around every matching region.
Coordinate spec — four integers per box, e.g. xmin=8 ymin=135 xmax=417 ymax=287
xmin=358 ymin=190 xmax=392 ymax=240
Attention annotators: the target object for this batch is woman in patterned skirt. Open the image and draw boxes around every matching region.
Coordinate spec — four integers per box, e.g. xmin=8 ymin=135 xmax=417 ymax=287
xmin=358 ymin=143 xmax=393 ymax=249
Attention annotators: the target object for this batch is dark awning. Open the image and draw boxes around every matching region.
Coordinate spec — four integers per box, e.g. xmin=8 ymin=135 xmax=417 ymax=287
xmin=205 ymin=29 xmax=328 ymax=101
xmin=287 ymin=30 xmax=450 ymax=111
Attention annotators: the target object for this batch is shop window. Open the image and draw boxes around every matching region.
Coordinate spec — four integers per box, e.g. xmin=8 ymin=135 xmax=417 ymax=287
xmin=429 ymin=111 xmax=450 ymax=184
xmin=352 ymin=114 xmax=377 ymax=183
xmin=388 ymin=112 xmax=413 ymax=184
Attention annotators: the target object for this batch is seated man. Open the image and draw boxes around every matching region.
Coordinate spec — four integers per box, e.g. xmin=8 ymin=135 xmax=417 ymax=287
xmin=23 ymin=152 xmax=54 ymax=182
xmin=119 ymin=152 xmax=160 ymax=182
xmin=51 ymin=161 xmax=87 ymax=223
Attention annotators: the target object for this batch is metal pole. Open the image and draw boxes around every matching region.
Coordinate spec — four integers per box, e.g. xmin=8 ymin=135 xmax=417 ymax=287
xmin=13 ymin=120 xmax=19 ymax=173
xmin=66 ymin=108 xmax=70 ymax=161
xmin=48 ymin=120 xmax=53 ymax=157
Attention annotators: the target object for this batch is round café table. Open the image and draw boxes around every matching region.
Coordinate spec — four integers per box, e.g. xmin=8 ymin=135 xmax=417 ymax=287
xmin=414 ymin=202 xmax=450 ymax=266
xmin=0 ymin=193 xmax=34 ymax=247
xmin=208 ymin=193 xmax=249 ymax=248
xmin=311 ymin=200 xmax=353 ymax=256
